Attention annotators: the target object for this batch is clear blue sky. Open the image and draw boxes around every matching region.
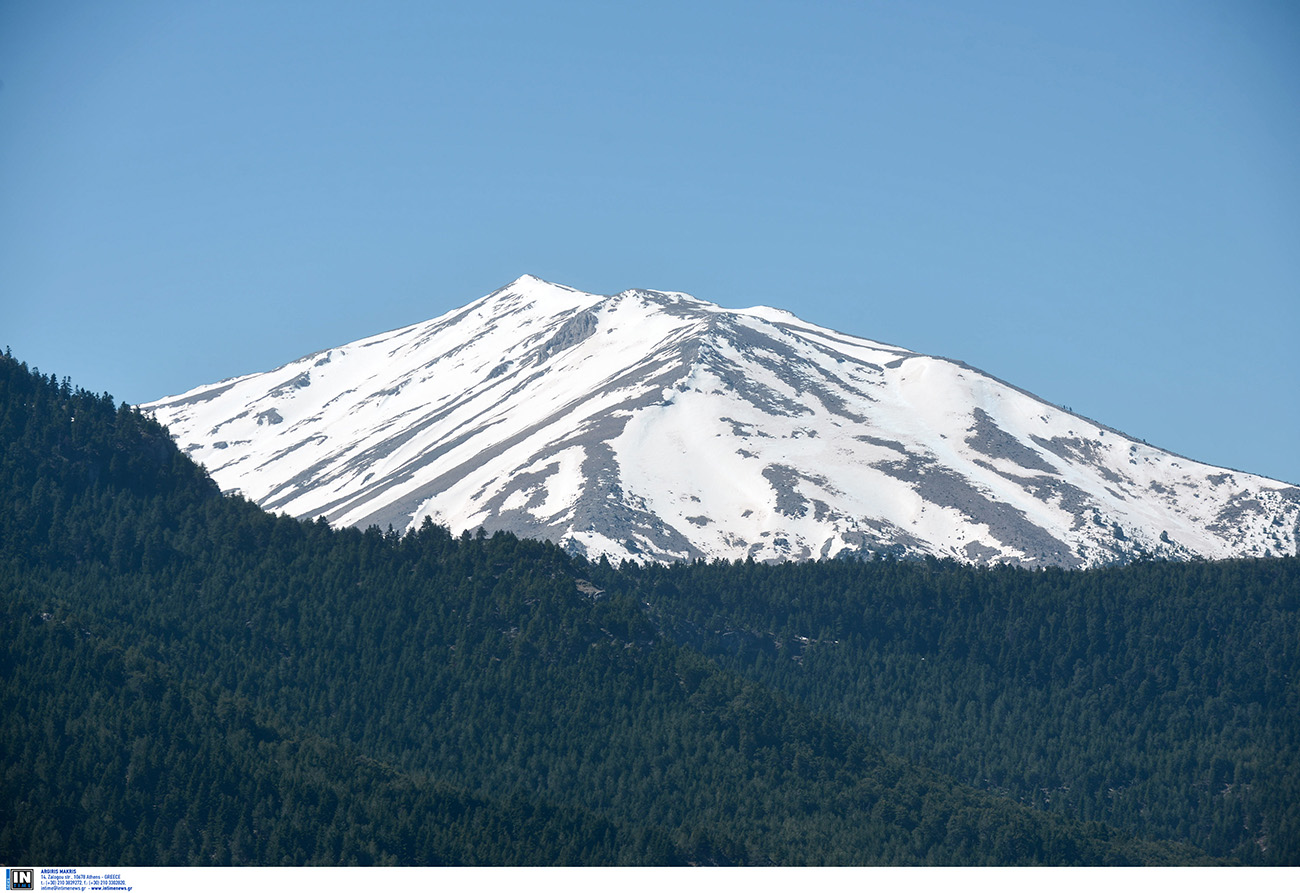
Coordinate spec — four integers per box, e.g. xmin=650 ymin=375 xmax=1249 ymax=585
xmin=3 ymin=0 xmax=1298 ymax=484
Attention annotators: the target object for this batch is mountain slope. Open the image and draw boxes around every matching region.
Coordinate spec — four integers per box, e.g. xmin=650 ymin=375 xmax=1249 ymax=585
xmin=6 ymin=351 xmax=1220 ymax=866
xmin=143 ymin=276 xmax=1300 ymax=567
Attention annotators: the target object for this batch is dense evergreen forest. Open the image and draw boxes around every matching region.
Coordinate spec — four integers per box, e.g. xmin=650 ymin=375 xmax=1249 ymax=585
xmin=1 ymin=350 xmax=1295 ymax=865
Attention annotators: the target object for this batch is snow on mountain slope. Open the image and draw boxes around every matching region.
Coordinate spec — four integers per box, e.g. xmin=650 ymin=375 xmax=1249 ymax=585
xmin=142 ymin=275 xmax=1300 ymax=567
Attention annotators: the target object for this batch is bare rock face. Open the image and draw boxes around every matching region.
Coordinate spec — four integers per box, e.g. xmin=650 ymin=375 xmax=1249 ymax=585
xmin=143 ymin=275 xmax=1300 ymax=567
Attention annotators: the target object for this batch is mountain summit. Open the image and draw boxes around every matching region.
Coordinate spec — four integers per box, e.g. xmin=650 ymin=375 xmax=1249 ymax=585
xmin=143 ymin=276 xmax=1299 ymax=567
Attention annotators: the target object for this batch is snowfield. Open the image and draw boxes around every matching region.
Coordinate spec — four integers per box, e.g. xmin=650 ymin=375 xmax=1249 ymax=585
xmin=143 ymin=275 xmax=1300 ymax=567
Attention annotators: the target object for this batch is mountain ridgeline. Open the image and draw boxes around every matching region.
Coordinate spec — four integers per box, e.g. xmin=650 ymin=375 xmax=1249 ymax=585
xmin=3 ymin=350 xmax=1298 ymax=865
xmin=143 ymin=275 xmax=1300 ymax=568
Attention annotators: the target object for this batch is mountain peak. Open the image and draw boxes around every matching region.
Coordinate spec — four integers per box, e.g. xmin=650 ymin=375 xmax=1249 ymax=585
xmin=488 ymin=273 xmax=585 ymax=305
xmin=501 ymin=272 xmax=561 ymax=292
xmin=143 ymin=278 xmax=1300 ymax=568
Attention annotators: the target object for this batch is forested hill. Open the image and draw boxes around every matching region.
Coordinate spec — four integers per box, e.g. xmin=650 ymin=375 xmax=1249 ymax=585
xmin=599 ymin=556 xmax=1300 ymax=863
xmin=1 ymin=350 xmax=1293 ymax=865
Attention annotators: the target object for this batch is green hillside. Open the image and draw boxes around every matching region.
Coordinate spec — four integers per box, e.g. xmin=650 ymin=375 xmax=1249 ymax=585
xmin=5 ymin=351 xmax=1288 ymax=864
xmin=602 ymin=554 xmax=1299 ymax=863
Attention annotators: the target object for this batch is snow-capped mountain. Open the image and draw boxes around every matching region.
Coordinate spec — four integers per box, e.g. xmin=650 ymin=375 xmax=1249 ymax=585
xmin=143 ymin=275 xmax=1300 ymax=567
